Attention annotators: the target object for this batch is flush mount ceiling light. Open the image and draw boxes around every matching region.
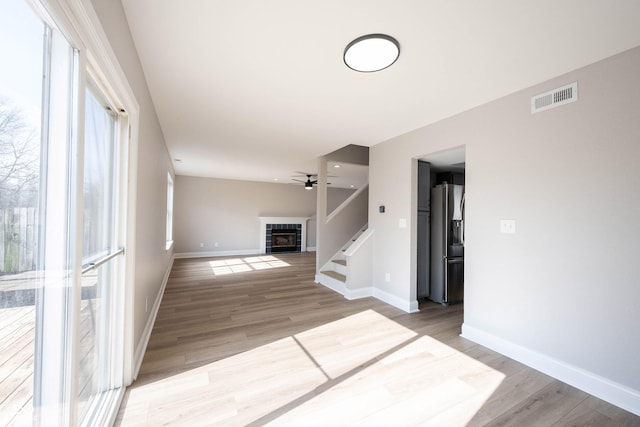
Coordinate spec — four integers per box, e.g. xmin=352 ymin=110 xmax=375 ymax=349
xmin=344 ymin=34 xmax=400 ymax=72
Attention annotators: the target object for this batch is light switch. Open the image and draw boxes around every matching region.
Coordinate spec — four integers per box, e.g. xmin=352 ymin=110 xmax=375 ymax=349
xmin=399 ymin=218 xmax=407 ymax=228
xmin=500 ymin=219 xmax=516 ymax=234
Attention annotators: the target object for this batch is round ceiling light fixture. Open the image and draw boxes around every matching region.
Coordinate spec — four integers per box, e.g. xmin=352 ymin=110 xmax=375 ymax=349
xmin=344 ymin=34 xmax=400 ymax=72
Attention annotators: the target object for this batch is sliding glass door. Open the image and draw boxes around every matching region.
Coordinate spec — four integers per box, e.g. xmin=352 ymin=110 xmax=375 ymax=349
xmin=78 ymin=84 xmax=125 ymax=425
xmin=0 ymin=1 xmax=132 ymax=425
xmin=0 ymin=1 xmax=44 ymax=424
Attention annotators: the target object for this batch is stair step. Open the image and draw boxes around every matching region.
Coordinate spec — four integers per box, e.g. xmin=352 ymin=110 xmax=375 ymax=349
xmin=332 ymin=259 xmax=346 ymax=266
xmin=321 ymin=270 xmax=346 ymax=283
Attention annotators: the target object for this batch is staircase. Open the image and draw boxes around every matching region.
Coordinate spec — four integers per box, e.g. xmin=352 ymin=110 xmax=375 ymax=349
xmin=316 ymin=226 xmax=369 ymax=296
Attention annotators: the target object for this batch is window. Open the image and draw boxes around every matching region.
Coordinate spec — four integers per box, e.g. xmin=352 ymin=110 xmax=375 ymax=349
xmin=78 ymin=83 xmax=124 ymax=425
xmin=0 ymin=0 xmax=137 ymax=425
xmin=33 ymin=18 xmax=80 ymax=425
xmin=166 ymin=173 xmax=174 ymax=249
xmin=0 ymin=0 xmax=44 ymax=424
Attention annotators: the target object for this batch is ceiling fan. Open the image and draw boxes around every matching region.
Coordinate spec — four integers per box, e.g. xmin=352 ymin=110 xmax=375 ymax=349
xmin=292 ymin=173 xmax=318 ymax=190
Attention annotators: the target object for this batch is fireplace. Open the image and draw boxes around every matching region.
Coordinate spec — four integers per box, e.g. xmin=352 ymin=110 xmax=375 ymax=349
xmin=258 ymin=217 xmax=309 ymax=254
xmin=270 ymin=229 xmax=297 ymax=252
xmin=266 ymin=224 xmax=301 ymax=253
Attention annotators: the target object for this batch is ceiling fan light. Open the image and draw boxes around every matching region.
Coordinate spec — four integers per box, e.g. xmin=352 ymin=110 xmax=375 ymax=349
xmin=344 ymin=34 xmax=400 ymax=72
xmin=305 ymin=182 xmax=313 ymax=189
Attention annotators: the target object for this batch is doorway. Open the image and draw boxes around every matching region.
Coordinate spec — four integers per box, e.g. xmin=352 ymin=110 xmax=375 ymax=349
xmin=415 ymin=146 xmax=466 ymax=306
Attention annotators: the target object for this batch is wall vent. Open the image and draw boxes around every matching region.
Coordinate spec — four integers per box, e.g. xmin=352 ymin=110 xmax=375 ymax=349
xmin=531 ymin=81 xmax=578 ymax=114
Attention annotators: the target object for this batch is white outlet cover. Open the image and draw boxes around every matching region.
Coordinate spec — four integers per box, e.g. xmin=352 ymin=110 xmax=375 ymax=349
xmin=500 ymin=219 xmax=516 ymax=234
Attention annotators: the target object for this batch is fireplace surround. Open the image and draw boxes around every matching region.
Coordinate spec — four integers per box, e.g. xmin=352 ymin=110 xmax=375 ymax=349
xmin=258 ymin=217 xmax=309 ymax=254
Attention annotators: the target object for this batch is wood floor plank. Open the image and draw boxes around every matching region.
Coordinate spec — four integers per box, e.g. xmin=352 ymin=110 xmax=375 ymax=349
xmin=481 ymin=381 xmax=589 ymax=426
xmin=116 ymin=252 xmax=640 ymax=426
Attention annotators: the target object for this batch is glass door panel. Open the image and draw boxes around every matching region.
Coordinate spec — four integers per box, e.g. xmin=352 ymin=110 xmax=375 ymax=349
xmin=34 ymin=12 xmax=79 ymax=427
xmin=2 ymin=1 xmax=128 ymax=425
xmin=0 ymin=2 xmax=44 ymax=424
xmin=78 ymin=85 xmax=121 ymax=424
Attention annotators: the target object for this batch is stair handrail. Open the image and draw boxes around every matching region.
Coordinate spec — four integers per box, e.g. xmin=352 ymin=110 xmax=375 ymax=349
xmin=343 ymin=228 xmax=374 ymax=257
xmin=326 ymin=184 xmax=369 ymax=224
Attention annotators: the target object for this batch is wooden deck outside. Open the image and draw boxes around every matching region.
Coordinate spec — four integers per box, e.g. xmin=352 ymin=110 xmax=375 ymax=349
xmin=0 ymin=304 xmax=34 ymax=426
xmin=0 ymin=270 xmax=99 ymax=426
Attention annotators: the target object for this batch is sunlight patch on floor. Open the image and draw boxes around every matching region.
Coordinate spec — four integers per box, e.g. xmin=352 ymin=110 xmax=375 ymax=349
xmin=208 ymin=256 xmax=290 ymax=276
xmin=124 ymin=309 xmax=505 ymax=426
xmin=293 ymin=309 xmax=418 ymax=379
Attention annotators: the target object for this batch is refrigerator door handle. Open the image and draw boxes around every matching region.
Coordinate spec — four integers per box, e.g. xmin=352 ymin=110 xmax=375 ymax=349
xmin=461 ymin=193 xmax=465 ymax=246
xmin=443 ymin=185 xmax=449 ymax=250
xmin=443 ymin=186 xmax=449 ymax=303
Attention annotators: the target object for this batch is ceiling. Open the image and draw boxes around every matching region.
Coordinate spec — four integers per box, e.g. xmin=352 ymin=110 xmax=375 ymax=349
xmin=121 ymin=0 xmax=640 ymax=187
xmin=326 ymin=162 xmax=368 ymax=190
xmin=419 ymin=146 xmax=466 ymax=173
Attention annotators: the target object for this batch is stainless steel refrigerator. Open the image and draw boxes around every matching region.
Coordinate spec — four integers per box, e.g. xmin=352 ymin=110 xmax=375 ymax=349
xmin=430 ymin=183 xmax=464 ymax=305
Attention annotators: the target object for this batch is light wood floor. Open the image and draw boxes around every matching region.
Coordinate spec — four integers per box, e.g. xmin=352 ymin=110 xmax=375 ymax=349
xmin=116 ymin=252 xmax=639 ymax=426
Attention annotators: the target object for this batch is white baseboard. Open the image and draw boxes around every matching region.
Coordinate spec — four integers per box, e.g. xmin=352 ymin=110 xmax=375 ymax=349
xmin=175 ymin=249 xmax=260 ymax=259
xmin=461 ymin=323 xmax=640 ymax=416
xmin=317 ymin=279 xmax=419 ymax=314
xmin=315 ymin=273 xmax=346 ymax=296
xmin=133 ymin=255 xmax=174 ymax=379
xmin=373 ymin=288 xmax=420 ymax=313
xmin=345 ymin=287 xmax=373 ymax=300
xmin=175 ymin=249 xmax=315 ymax=259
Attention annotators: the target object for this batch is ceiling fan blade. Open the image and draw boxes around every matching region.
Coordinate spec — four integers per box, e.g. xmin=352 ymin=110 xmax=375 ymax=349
xmin=292 ymin=179 xmax=305 ymax=183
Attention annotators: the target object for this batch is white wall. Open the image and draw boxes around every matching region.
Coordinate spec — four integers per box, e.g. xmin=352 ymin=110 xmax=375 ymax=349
xmin=316 ymin=146 xmax=369 ymax=274
xmin=369 ymin=46 xmax=640 ymax=403
xmin=174 ymin=176 xmax=317 ymax=256
xmin=90 ymin=0 xmax=174 ymax=363
xmin=327 ymin=187 xmax=356 ymax=214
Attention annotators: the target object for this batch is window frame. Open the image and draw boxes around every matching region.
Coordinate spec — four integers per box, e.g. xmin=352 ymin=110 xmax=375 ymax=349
xmin=166 ymin=172 xmax=174 ymax=250
xmin=25 ymin=0 xmax=140 ymax=425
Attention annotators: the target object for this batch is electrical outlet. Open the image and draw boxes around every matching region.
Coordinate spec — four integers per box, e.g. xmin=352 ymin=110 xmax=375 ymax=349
xmin=214 ymin=242 xmax=219 ymax=247
xmin=199 ymin=242 xmax=204 ymax=248
xmin=500 ymin=219 xmax=516 ymax=234
xmin=385 ymin=273 xmax=391 ymax=282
